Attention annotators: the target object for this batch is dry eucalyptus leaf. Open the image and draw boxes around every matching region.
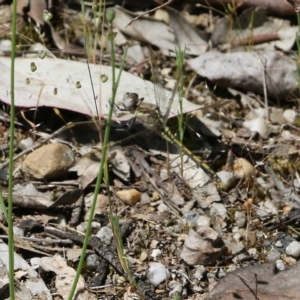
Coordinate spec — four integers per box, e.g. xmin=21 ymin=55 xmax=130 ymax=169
xmin=50 ymin=189 xmax=83 ymax=207
xmin=188 ymin=51 xmax=297 ymax=100
xmin=206 ymin=260 xmax=300 ymax=300
xmin=212 ymin=7 xmax=297 ymax=52
xmin=167 ymin=7 xmax=208 ymax=55
xmin=0 ymin=56 xmax=202 ymax=119
xmin=195 ymin=0 xmax=295 ymax=16
xmin=113 ymin=5 xmax=176 ymax=51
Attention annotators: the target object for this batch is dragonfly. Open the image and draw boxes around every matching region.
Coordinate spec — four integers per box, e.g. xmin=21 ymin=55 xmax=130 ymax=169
xmin=115 ymin=47 xmax=219 ymax=181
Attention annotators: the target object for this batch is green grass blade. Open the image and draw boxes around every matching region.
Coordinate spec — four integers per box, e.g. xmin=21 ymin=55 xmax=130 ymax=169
xmin=7 ymin=1 xmax=18 ymax=299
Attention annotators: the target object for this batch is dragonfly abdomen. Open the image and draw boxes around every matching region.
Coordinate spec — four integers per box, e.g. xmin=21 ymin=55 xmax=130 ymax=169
xmin=138 ymin=104 xmax=218 ymax=179
xmin=160 ymin=126 xmax=217 ymax=179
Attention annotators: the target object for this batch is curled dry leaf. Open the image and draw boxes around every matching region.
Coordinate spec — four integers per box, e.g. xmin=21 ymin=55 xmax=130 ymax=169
xmin=181 ymin=226 xmax=226 ymax=266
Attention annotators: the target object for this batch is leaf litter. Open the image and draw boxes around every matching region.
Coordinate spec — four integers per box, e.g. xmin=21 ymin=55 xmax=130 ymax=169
xmin=1 ymin=1 xmax=300 ymax=299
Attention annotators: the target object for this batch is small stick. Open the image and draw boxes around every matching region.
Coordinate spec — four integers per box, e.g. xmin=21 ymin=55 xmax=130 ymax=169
xmin=126 ymin=0 xmax=173 ymax=28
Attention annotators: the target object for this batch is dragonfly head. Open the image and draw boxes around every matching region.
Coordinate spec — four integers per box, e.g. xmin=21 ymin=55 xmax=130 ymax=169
xmin=122 ymin=93 xmax=144 ymax=111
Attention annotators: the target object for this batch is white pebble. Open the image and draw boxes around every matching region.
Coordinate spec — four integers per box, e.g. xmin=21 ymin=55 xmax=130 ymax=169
xmin=248 ymin=248 xmax=257 ymax=257
xmin=30 ymin=257 xmax=41 ymax=269
xmin=0 ymin=40 xmax=11 ymax=52
xmin=275 ymin=259 xmax=286 ymax=271
xmin=57 ymin=214 xmax=67 ymax=229
xmin=233 ymin=232 xmax=242 ymax=242
xmin=196 ymin=215 xmax=211 ymax=227
xmin=210 ymin=203 xmax=227 ymax=220
xmin=96 ymin=226 xmax=113 ymax=245
xmin=194 ymin=265 xmax=207 ymax=280
xmin=243 ymin=117 xmax=270 ymax=139
xmin=13 ymin=226 xmax=24 ymax=237
xmin=18 ymin=137 xmax=34 ymax=151
xmin=215 ymin=170 xmax=236 ymax=190
xmin=157 ymin=203 xmax=169 ymax=213
xmin=283 ymin=109 xmax=298 ymax=124
xmin=146 ymin=262 xmax=170 ymax=286
xmin=151 ymin=249 xmax=162 ymax=259
xmin=286 ymin=241 xmax=300 ymax=258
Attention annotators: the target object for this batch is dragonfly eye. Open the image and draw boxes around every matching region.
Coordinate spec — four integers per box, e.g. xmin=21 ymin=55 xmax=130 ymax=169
xmin=122 ymin=93 xmax=139 ymax=110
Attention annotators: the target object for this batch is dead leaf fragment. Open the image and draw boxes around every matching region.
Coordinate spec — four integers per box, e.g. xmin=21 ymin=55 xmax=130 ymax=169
xmin=188 ymin=51 xmax=298 ymax=100
xmin=17 ymin=0 xmax=47 ymax=25
xmin=40 ymin=254 xmax=96 ymax=300
xmin=0 ymin=239 xmax=52 ymax=299
xmin=181 ymin=226 xmax=226 ymax=266
xmin=113 ymin=6 xmax=175 ymax=51
xmin=12 ymin=183 xmax=53 ymax=209
xmin=167 ymin=7 xmax=208 ymax=55
xmin=206 ymin=260 xmax=300 ymax=300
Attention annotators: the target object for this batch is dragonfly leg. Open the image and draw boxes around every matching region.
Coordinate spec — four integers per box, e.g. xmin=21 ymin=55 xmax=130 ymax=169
xmin=113 ymin=103 xmax=126 ymax=117
xmin=113 ymin=115 xmax=137 ymax=132
xmin=123 ymin=115 xmax=137 ymax=131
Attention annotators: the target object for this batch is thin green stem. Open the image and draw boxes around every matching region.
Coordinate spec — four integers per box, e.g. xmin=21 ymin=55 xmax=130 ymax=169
xmin=8 ymin=1 xmax=18 ymax=299
xmin=101 ymin=8 xmax=136 ymax=288
xmin=67 ymin=8 xmax=127 ymax=299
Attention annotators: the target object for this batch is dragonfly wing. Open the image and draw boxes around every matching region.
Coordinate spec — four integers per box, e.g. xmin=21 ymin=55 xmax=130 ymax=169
xmin=148 ymin=47 xmax=168 ymax=119
xmin=148 ymin=46 xmax=182 ymax=126
xmin=164 ymin=71 xmax=181 ymax=124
